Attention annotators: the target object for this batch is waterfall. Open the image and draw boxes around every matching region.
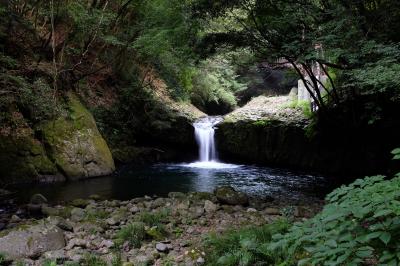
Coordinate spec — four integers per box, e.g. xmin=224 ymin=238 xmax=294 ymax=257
xmin=193 ymin=116 xmax=222 ymax=162
xmin=182 ymin=116 xmax=239 ymax=169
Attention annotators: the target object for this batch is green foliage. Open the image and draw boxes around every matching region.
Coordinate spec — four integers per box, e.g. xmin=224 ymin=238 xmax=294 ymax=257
xmin=42 ymin=260 xmax=57 ymax=266
xmin=81 ymin=254 xmax=108 ymax=266
xmin=135 ymin=209 xmax=170 ymax=239
xmin=270 ymin=174 xmax=400 ymax=265
xmin=392 ymin=148 xmax=400 ymax=160
xmin=203 ymin=220 xmax=291 ymax=266
xmin=19 ymin=78 xmax=60 ymax=123
xmin=115 ymin=222 xmax=146 ymax=248
xmin=191 ymin=53 xmax=246 ymax=113
xmin=136 ymin=209 xmax=170 ymax=226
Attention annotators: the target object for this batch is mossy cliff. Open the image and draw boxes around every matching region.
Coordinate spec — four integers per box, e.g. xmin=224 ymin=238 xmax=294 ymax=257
xmin=216 ymin=118 xmax=395 ymax=177
xmin=0 ymin=134 xmax=59 ymax=184
xmin=0 ymin=94 xmax=115 ymax=184
xmin=38 ymin=93 xmax=115 ymax=180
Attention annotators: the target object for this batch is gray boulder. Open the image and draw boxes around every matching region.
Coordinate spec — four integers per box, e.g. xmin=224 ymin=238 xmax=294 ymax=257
xmin=0 ymin=223 xmax=65 ymax=260
xmin=70 ymin=208 xmax=86 ymax=222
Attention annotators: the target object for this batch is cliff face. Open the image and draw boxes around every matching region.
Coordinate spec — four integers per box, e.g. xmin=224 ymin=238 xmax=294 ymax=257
xmin=215 ymin=95 xmax=398 ymax=177
xmin=0 ymin=93 xmax=115 ymax=184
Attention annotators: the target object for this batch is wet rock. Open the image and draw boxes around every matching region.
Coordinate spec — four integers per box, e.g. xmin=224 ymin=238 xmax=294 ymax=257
xmin=0 ymin=224 xmax=65 ymax=260
xmin=204 ymin=200 xmax=218 ymax=213
xmin=247 ymin=208 xmax=257 ymax=213
xmin=214 ymin=186 xmax=249 ymax=206
xmin=70 ymin=208 xmax=86 ymax=222
xmin=30 ymin=194 xmax=48 ymax=205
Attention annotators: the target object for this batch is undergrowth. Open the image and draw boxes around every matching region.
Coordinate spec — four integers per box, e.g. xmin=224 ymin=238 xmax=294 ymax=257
xmin=204 ymin=149 xmax=400 ymax=265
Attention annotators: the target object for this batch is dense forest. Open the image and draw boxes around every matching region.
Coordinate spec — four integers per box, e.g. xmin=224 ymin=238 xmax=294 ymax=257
xmin=0 ymin=0 xmax=400 ymax=265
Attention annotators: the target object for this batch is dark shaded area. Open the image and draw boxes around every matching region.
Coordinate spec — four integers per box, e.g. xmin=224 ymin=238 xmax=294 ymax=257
xmin=216 ymin=95 xmax=400 ymax=178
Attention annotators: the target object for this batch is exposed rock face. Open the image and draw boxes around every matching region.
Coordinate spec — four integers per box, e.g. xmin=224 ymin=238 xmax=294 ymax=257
xmin=0 ymin=93 xmax=115 ymax=183
xmin=0 ymin=134 xmax=60 ymax=184
xmin=216 ymin=118 xmax=394 ymax=176
xmin=216 ymin=119 xmax=314 ymax=170
xmin=0 ymin=223 xmax=65 ymax=260
xmin=39 ymin=93 xmax=115 ymax=180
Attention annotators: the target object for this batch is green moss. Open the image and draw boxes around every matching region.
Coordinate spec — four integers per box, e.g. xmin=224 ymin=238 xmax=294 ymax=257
xmin=251 ymin=119 xmax=279 ymax=128
xmin=38 ymin=93 xmax=114 ymax=180
xmin=0 ymin=134 xmax=57 ymax=184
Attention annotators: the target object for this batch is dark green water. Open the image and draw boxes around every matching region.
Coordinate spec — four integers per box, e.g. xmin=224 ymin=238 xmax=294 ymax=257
xmin=15 ymin=163 xmax=335 ymax=204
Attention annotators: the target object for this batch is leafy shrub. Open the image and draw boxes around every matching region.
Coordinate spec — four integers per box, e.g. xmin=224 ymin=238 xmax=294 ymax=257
xmin=115 ymin=222 xmax=146 ymax=248
xmin=203 ymin=220 xmax=290 ymax=266
xmin=270 ymin=173 xmax=400 ymax=265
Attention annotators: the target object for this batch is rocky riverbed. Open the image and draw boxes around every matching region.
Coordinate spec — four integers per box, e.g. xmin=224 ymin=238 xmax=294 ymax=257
xmin=0 ymin=187 xmax=323 ymax=266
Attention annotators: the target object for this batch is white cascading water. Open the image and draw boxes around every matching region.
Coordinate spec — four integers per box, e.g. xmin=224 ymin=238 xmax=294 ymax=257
xmin=183 ymin=116 xmax=239 ymax=169
xmin=194 ymin=116 xmax=222 ymax=162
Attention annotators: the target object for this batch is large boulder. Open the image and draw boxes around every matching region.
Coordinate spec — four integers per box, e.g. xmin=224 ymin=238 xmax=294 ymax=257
xmin=0 ymin=133 xmax=60 ymax=184
xmin=39 ymin=93 xmax=115 ymax=180
xmin=214 ymin=186 xmax=249 ymax=206
xmin=0 ymin=223 xmax=65 ymax=260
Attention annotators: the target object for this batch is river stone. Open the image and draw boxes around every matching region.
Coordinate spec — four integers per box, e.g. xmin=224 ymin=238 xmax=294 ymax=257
xmin=30 ymin=194 xmax=48 ymax=205
xmin=168 ymin=192 xmax=186 ymax=199
xmin=214 ymin=186 xmax=249 ymax=206
xmin=155 ymin=242 xmax=168 ymax=253
xmin=56 ymin=218 xmax=73 ymax=232
xmin=0 ymin=224 xmax=65 ymax=260
xmin=191 ymin=206 xmax=205 ymax=219
xmin=204 ymin=200 xmax=218 ymax=213
xmin=70 ymin=208 xmax=86 ymax=222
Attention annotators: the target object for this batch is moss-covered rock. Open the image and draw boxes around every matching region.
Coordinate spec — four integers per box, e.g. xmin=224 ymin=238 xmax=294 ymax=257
xmin=216 ymin=117 xmax=393 ymax=176
xmin=39 ymin=93 xmax=115 ymax=180
xmin=0 ymin=133 xmax=59 ymax=184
